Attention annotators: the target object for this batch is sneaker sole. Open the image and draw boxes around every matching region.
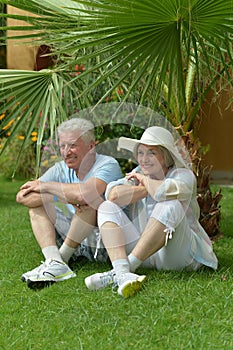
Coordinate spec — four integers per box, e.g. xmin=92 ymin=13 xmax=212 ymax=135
xmin=27 ymin=272 xmax=76 ymax=290
xmin=118 ymin=275 xmax=146 ymax=298
xmin=27 ymin=279 xmax=56 ymax=290
xmin=21 ymin=273 xmax=38 ymax=282
xmin=21 ymin=274 xmax=35 ymax=283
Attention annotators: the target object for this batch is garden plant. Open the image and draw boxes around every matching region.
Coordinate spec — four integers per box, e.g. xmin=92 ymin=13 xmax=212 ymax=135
xmin=0 ymin=0 xmax=232 ymax=237
xmin=0 ymin=175 xmax=232 ymax=349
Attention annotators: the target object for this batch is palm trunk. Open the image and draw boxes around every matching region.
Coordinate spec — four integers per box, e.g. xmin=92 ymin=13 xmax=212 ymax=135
xmin=184 ymin=132 xmax=223 ymax=239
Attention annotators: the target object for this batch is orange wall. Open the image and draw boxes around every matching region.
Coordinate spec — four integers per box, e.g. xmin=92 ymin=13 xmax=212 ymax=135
xmin=7 ymin=6 xmax=39 ymax=70
xmin=198 ymin=88 xmax=233 ymax=180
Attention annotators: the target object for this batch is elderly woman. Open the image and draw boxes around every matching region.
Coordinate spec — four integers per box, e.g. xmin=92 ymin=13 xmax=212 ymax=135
xmin=85 ymin=126 xmax=218 ymax=298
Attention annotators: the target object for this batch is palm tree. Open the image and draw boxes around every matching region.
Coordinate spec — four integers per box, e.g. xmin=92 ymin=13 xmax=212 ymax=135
xmin=0 ymin=0 xmax=232 ymax=236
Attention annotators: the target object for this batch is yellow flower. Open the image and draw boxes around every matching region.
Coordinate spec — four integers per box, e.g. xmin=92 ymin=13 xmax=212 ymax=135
xmin=31 ymin=136 xmax=38 ymax=142
xmin=17 ymin=135 xmax=25 ymax=140
xmin=0 ymin=113 xmax=5 ymax=121
xmin=31 ymin=131 xmax=38 ymax=136
xmin=6 ymin=132 xmax=11 ymax=137
xmin=2 ymin=119 xmax=14 ymax=130
xmin=41 ymin=160 xmax=49 ymax=167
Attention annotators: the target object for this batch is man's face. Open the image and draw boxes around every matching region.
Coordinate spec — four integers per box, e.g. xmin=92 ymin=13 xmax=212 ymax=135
xmin=59 ymin=131 xmax=94 ymax=171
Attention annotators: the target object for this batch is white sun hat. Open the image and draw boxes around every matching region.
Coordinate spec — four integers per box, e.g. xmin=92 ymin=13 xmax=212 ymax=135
xmin=118 ymin=126 xmax=188 ymax=168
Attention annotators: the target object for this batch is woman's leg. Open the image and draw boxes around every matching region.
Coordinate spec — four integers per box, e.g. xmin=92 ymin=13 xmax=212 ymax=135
xmin=98 ymin=200 xmax=141 ymax=260
xmin=100 ymin=222 xmax=128 ymax=261
xmin=85 ymin=200 xmax=146 ymax=297
xmin=133 ymin=200 xmax=199 ymax=271
xmin=131 ymin=218 xmax=166 ymax=262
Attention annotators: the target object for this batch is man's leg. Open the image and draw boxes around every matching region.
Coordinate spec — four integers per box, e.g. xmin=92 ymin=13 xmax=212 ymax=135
xmin=22 ymin=204 xmax=76 ymax=288
xmin=59 ymin=206 xmax=97 ymax=263
xmin=29 ymin=204 xmax=62 ymax=261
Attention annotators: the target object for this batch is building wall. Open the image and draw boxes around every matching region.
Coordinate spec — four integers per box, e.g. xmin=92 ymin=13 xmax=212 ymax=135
xmin=7 ymin=6 xmax=39 ymax=70
xmin=198 ymin=88 xmax=233 ymax=181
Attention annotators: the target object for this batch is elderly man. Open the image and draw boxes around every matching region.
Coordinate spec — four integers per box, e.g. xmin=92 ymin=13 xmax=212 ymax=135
xmin=16 ymin=116 xmax=122 ymax=289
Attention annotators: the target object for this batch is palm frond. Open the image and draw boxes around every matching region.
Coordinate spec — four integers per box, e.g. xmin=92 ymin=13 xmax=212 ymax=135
xmin=0 ymin=0 xmax=232 ymax=174
xmin=0 ymin=69 xmax=87 ymax=175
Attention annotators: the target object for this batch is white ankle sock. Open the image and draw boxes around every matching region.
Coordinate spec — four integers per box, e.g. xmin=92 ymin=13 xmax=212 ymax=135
xmin=42 ymin=245 xmax=63 ymax=262
xmin=128 ymin=253 xmax=142 ymax=272
xmin=59 ymin=243 xmax=76 ymax=263
xmin=112 ymin=259 xmax=130 ymax=278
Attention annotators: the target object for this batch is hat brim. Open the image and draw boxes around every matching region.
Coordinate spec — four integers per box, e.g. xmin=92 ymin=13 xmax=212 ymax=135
xmin=118 ymin=136 xmax=188 ymax=168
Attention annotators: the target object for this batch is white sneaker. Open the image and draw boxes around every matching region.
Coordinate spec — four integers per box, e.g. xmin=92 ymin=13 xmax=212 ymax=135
xmin=26 ymin=259 xmax=76 ymax=290
xmin=116 ymin=272 xmax=146 ymax=298
xmin=21 ymin=262 xmax=45 ymax=282
xmin=85 ymin=270 xmax=115 ymax=291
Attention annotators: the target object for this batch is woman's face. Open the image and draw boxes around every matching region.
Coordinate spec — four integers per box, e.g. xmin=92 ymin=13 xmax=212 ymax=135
xmin=137 ymin=144 xmax=168 ymax=179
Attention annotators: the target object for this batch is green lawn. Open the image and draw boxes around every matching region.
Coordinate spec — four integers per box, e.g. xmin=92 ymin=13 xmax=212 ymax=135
xmin=0 ymin=176 xmax=232 ymax=350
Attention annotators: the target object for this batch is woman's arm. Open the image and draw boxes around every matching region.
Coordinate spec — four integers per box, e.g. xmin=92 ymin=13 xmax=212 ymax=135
xmin=126 ymin=172 xmax=163 ymax=198
xmin=154 ymin=169 xmax=196 ymax=202
xmin=107 ymin=182 xmax=148 ymax=206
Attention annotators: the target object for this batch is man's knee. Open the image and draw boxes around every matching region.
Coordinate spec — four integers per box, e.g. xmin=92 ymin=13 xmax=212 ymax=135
xmin=29 ymin=205 xmax=56 ymax=224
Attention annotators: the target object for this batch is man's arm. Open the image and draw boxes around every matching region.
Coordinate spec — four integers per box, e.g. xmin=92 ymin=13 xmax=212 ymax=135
xmin=17 ymin=178 xmax=107 ymax=209
xmin=16 ymin=189 xmax=54 ymax=208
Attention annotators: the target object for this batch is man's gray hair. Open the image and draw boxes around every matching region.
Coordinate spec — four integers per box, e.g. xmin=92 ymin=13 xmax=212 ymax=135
xmin=57 ymin=117 xmax=95 ymax=143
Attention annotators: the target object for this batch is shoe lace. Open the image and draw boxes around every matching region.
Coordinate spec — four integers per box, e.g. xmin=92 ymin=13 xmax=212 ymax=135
xmin=37 ymin=261 xmax=47 ymax=273
xmin=112 ymin=272 xmax=138 ymax=292
xmin=36 ymin=259 xmax=56 ymax=273
xmin=111 ymin=273 xmax=126 ymax=292
xmin=100 ymin=271 xmax=115 ymax=287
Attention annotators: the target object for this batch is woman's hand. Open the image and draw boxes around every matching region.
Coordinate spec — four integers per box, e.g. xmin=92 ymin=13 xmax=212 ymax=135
xmin=126 ymin=172 xmax=147 ymax=186
xmin=126 ymin=172 xmax=163 ymax=198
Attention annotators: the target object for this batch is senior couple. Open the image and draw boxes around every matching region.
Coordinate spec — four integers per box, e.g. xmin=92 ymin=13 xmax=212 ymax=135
xmin=16 ymin=116 xmax=218 ymax=298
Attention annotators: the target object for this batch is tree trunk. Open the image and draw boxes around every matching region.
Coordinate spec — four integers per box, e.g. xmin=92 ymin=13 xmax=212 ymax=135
xmin=183 ymin=132 xmax=223 ymax=239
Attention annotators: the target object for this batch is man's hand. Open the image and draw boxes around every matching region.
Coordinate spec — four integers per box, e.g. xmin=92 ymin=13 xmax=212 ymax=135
xmin=20 ymin=180 xmax=45 ymax=196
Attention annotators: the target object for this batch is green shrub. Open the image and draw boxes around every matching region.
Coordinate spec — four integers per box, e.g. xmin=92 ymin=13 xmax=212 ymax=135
xmin=0 ymin=137 xmax=36 ymax=179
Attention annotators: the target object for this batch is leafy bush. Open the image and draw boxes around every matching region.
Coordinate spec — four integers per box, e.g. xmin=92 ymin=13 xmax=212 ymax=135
xmin=0 ymin=137 xmax=36 ymax=179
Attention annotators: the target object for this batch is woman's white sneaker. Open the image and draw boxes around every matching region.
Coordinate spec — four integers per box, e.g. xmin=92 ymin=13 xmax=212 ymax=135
xmin=85 ymin=270 xmax=115 ymax=290
xmin=116 ymin=272 xmax=146 ymax=298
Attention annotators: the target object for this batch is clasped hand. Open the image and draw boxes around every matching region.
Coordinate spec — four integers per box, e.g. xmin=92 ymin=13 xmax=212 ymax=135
xmin=126 ymin=172 xmax=147 ymax=186
xmin=20 ymin=179 xmax=44 ymax=196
